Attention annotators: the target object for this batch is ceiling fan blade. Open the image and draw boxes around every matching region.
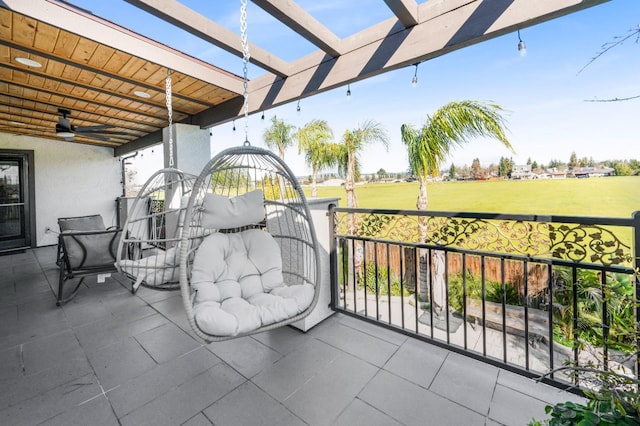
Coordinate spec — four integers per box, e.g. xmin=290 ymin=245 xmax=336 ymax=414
xmin=74 ymin=125 xmax=116 ymax=132
xmin=75 ymin=133 xmax=110 ymax=142
xmin=76 ymin=129 xmax=131 ymax=136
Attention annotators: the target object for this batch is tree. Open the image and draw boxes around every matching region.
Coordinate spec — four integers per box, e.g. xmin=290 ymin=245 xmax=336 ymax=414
xmin=498 ymin=156 xmax=514 ymax=178
xmin=295 ymin=119 xmax=340 ymax=198
xmin=470 ymin=158 xmax=483 ymax=179
xmin=580 ymin=25 xmax=640 ymax=102
xmin=548 ymin=159 xmax=565 ymax=169
xmin=568 ymin=151 xmax=578 ymax=170
xmin=263 ymin=116 xmax=296 ymax=160
xmin=613 ymin=161 xmax=632 ymax=176
xmin=448 ymin=163 xmax=456 ymax=179
xmin=401 ymin=100 xmax=513 ymax=235
xmin=377 ymin=168 xmax=386 ymax=180
xmin=339 ymin=120 xmax=389 ymax=209
xmin=579 ymin=156 xmax=589 ymax=168
xmin=531 ymin=160 xmax=538 ymax=170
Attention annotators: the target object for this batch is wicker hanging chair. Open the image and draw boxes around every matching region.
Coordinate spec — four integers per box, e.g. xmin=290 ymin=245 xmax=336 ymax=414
xmin=178 ymin=146 xmax=321 ymax=342
xmin=116 ymin=168 xmax=204 ymax=293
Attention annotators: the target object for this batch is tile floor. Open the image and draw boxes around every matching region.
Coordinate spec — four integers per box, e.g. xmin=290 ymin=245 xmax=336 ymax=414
xmin=0 ymin=247 xmax=584 ymax=425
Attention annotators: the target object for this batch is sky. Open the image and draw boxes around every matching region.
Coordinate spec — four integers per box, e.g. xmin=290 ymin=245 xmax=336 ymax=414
xmin=72 ymin=0 xmax=640 ymax=180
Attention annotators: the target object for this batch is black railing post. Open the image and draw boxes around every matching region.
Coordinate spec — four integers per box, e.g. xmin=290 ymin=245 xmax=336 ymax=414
xmin=328 ymin=204 xmax=337 ymax=311
xmin=633 ymin=210 xmax=640 ymax=379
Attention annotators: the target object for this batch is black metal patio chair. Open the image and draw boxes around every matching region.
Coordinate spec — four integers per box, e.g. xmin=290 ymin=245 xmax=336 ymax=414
xmin=56 ymin=214 xmax=121 ymax=306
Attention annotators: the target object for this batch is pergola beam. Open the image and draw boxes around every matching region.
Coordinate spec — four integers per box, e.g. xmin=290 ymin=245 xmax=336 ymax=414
xmin=124 ymin=0 xmax=291 ymax=78
xmin=383 ymin=0 xmax=419 ymax=28
xmin=190 ymin=0 xmax=610 ymax=129
xmin=252 ymin=0 xmax=343 ymax=57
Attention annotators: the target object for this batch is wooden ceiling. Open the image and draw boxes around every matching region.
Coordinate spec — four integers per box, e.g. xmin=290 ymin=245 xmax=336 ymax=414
xmin=0 ymin=0 xmax=609 ymax=156
xmin=0 ymin=4 xmax=240 ymax=149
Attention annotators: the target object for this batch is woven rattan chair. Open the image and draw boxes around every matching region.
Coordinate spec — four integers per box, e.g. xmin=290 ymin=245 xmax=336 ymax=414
xmin=178 ymin=146 xmax=321 ymax=342
xmin=116 ymin=168 xmax=201 ymax=293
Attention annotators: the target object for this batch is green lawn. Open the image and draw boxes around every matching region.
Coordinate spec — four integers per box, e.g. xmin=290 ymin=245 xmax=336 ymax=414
xmin=307 ymin=176 xmax=639 ymax=218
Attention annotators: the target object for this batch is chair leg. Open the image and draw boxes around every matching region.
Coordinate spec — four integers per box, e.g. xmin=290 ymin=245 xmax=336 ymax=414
xmin=57 ymin=265 xmax=65 ymax=306
xmin=57 ymin=268 xmax=85 ymax=306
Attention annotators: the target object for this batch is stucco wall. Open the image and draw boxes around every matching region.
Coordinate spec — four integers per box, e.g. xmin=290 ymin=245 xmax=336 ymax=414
xmin=163 ymin=123 xmax=211 ymax=176
xmin=0 ymin=133 xmax=121 ymax=247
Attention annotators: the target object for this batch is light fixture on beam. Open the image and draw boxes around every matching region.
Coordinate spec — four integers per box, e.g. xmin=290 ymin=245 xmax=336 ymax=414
xmin=517 ymin=30 xmax=526 ymax=56
xmin=133 ymin=90 xmax=151 ymax=98
xmin=15 ymin=57 xmax=42 ymax=68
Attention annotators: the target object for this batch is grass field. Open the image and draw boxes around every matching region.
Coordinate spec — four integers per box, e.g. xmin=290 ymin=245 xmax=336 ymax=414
xmin=306 ymin=176 xmax=639 ymax=218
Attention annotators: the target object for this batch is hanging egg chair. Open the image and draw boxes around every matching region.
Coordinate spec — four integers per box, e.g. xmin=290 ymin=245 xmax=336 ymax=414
xmin=116 ymin=168 xmax=204 ymax=292
xmin=178 ymin=146 xmax=321 ymax=342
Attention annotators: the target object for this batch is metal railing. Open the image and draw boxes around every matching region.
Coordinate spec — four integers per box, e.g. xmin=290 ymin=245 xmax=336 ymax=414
xmin=329 ymin=207 xmax=639 ymax=390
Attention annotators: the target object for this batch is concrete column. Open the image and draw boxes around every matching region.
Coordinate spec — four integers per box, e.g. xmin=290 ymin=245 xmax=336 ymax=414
xmin=163 ymin=123 xmax=210 ymax=176
xmin=292 ymin=197 xmax=341 ymax=332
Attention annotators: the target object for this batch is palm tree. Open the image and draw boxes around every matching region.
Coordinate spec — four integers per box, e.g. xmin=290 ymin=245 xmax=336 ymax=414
xmin=401 ymin=100 xmax=514 ymax=215
xmin=340 ymin=120 xmax=389 ymax=209
xmin=295 ymin=119 xmax=341 ymax=198
xmin=263 ymin=115 xmax=296 ymax=160
xmin=401 ymin=100 xmax=513 ymax=304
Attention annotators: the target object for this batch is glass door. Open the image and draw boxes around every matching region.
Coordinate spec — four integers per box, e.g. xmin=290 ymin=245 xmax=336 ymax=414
xmin=0 ymin=155 xmax=30 ymax=251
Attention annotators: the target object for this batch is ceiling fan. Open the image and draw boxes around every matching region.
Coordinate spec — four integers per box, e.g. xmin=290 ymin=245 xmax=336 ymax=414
xmin=55 ymin=109 xmax=129 ymax=141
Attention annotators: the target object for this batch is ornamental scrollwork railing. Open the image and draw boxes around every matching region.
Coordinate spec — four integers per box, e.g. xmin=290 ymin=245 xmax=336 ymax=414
xmin=548 ymin=224 xmax=632 ymax=266
xmin=334 ymin=210 xmax=634 ymax=267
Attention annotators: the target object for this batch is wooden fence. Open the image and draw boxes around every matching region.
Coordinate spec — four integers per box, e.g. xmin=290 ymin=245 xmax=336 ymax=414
xmin=357 ymin=241 xmax=550 ymax=297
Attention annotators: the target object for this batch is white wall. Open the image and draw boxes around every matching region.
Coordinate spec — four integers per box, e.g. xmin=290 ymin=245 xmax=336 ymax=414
xmin=0 ymin=133 xmax=121 ymax=247
xmin=163 ymin=123 xmax=211 ymax=176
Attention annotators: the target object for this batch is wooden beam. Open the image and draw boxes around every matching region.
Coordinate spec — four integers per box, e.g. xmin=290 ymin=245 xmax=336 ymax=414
xmin=383 ymin=0 xmax=419 ymax=27
xmin=124 ymin=0 xmax=290 ymax=78
xmin=191 ymin=0 xmax=610 ymax=128
xmin=0 ymin=62 xmax=191 ymax=115
xmin=0 ymin=97 xmax=157 ymax=133
xmin=114 ymin=129 xmax=163 ymax=156
xmin=252 ymin=0 xmax=343 ymax=57
xmin=0 ymin=78 xmax=169 ymax=124
xmin=1 ymin=0 xmax=244 ymax=94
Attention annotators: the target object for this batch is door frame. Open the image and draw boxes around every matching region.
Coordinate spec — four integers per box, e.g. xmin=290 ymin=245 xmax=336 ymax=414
xmin=0 ymin=149 xmax=36 ymax=252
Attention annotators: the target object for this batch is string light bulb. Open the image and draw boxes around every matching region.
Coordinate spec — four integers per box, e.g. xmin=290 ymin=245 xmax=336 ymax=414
xmin=232 ymin=120 xmax=236 ymax=132
xmin=296 ymin=100 xmax=301 ymax=113
xmin=261 ymin=111 xmax=265 ymax=120
xmin=346 ymin=84 xmax=351 ymax=99
xmin=517 ymin=29 xmax=526 ymax=56
xmin=411 ymin=63 xmax=419 ymax=87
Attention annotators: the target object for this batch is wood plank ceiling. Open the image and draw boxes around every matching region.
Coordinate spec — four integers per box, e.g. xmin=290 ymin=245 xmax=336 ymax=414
xmin=0 ymin=0 xmax=609 ymax=156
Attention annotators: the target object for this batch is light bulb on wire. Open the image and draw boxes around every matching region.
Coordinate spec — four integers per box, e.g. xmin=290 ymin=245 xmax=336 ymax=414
xmin=517 ymin=29 xmax=527 ymax=57
xmin=411 ymin=63 xmax=419 ymax=87
xmin=346 ymin=84 xmax=351 ymax=99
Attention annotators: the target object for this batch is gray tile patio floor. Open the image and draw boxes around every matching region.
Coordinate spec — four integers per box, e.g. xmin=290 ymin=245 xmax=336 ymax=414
xmin=0 ymin=246 xmax=584 ymax=426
